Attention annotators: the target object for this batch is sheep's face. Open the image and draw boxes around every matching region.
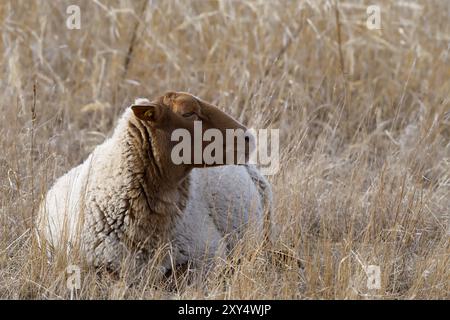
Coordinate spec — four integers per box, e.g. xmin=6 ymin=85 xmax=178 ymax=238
xmin=131 ymin=92 xmax=254 ymax=167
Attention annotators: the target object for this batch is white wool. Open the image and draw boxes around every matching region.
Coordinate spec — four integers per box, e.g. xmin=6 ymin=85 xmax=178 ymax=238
xmin=169 ymin=165 xmax=272 ymax=269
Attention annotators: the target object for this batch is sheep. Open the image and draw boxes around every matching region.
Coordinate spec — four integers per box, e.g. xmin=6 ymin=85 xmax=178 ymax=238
xmin=37 ymin=92 xmax=272 ymax=274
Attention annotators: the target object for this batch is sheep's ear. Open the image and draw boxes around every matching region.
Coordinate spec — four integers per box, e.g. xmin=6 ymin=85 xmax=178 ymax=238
xmin=131 ymin=103 xmax=161 ymax=122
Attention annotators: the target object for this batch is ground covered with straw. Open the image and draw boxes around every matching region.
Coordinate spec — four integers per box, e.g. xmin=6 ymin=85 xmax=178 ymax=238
xmin=0 ymin=0 xmax=448 ymax=299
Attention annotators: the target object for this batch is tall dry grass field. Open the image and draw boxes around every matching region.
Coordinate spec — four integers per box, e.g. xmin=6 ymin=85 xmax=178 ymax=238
xmin=0 ymin=0 xmax=449 ymax=299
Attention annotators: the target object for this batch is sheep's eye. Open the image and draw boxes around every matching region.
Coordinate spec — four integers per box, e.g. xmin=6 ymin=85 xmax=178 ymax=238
xmin=182 ymin=112 xmax=196 ymax=118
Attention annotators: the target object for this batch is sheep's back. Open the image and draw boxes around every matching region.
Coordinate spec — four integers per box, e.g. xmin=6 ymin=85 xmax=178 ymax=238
xmin=192 ymin=165 xmax=265 ymax=234
xmin=171 ymin=165 xmax=271 ymax=267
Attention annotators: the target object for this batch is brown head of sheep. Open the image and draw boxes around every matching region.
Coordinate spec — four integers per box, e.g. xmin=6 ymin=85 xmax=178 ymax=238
xmin=130 ymin=91 xmax=253 ymax=172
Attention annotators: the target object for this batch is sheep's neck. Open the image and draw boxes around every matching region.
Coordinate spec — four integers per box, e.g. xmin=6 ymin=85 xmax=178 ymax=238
xmin=123 ymin=117 xmax=190 ymax=218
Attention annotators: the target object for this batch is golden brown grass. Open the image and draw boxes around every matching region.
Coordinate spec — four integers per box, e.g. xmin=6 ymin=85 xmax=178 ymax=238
xmin=0 ymin=0 xmax=449 ymax=299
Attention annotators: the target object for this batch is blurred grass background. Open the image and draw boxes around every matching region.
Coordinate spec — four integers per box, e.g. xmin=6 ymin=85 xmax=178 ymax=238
xmin=0 ymin=0 xmax=448 ymax=299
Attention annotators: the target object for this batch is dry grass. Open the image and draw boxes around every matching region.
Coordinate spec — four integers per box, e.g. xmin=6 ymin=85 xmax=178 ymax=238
xmin=0 ymin=0 xmax=449 ymax=299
